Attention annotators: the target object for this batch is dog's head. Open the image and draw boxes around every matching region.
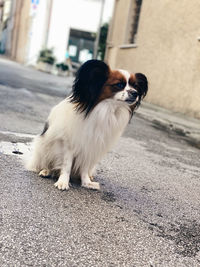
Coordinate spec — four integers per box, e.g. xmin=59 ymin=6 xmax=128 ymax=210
xmin=70 ymin=60 xmax=148 ymax=116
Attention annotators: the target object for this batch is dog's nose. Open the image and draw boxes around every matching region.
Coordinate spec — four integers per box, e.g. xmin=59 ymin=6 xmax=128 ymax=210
xmin=127 ymin=90 xmax=138 ymax=101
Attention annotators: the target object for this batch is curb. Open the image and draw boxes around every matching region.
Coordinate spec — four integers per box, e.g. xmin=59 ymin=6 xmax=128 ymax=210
xmin=137 ymin=103 xmax=200 ymax=149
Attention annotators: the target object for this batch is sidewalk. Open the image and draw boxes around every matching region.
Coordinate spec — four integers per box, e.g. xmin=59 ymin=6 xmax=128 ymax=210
xmin=138 ymin=102 xmax=200 ymax=148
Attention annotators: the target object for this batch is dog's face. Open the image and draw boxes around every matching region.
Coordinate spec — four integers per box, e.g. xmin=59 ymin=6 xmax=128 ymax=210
xmin=107 ymin=70 xmax=139 ymax=104
xmin=70 ymin=60 xmax=148 ymax=116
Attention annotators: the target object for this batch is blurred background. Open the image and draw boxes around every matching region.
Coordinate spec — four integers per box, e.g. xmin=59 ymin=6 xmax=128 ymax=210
xmin=0 ymin=0 xmax=114 ymax=67
xmin=0 ymin=0 xmax=200 ymax=120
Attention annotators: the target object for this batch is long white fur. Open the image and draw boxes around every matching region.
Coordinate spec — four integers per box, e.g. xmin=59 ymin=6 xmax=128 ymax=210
xmin=26 ymin=97 xmax=131 ymax=190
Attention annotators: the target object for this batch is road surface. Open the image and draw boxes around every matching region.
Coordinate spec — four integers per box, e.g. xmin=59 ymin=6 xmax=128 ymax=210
xmin=0 ymin=58 xmax=199 ymax=266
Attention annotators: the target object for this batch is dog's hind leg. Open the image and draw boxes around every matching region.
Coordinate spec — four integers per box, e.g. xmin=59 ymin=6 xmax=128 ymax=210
xmin=39 ymin=169 xmax=51 ymax=178
xmin=54 ymin=152 xmax=73 ymax=190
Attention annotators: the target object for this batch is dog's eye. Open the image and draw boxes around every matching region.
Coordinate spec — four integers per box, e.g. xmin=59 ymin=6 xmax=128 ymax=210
xmin=132 ymin=82 xmax=137 ymax=89
xmin=115 ymin=82 xmax=126 ymax=89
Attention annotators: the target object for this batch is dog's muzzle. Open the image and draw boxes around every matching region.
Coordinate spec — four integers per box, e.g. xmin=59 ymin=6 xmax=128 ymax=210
xmin=126 ymin=90 xmax=139 ymax=104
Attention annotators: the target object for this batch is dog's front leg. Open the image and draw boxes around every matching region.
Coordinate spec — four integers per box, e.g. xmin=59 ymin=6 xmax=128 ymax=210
xmin=54 ymin=153 xmax=73 ymax=190
xmin=81 ymin=171 xmax=100 ymax=190
xmin=88 ymin=166 xmax=96 ymax=181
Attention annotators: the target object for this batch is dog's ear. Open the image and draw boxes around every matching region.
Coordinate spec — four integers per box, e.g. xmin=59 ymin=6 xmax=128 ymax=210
xmin=129 ymin=73 xmax=148 ymax=115
xmin=135 ymin=73 xmax=148 ymax=100
xmin=70 ymin=60 xmax=110 ymax=116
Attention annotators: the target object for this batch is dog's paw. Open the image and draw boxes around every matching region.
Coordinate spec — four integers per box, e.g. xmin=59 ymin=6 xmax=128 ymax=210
xmin=54 ymin=180 xmax=69 ymax=190
xmin=39 ymin=169 xmax=50 ymax=177
xmin=82 ymin=182 xmax=100 ymax=190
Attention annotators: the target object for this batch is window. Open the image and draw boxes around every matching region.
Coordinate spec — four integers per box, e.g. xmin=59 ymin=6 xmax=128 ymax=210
xmin=68 ymin=29 xmax=95 ymax=63
xmin=126 ymin=0 xmax=143 ymax=44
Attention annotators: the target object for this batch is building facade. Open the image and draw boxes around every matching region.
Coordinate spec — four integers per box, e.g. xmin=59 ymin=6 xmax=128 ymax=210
xmin=106 ymin=0 xmax=200 ymax=118
xmin=0 ymin=0 xmax=114 ymax=65
xmin=9 ymin=0 xmax=31 ymax=63
xmin=46 ymin=0 xmax=102 ymax=64
xmin=0 ymin=0 xmax=12 ymax=54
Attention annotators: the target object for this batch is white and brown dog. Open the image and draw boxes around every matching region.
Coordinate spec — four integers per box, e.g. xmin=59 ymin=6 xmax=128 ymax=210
xmin=26 ymin=60 xmax=148 ymax=190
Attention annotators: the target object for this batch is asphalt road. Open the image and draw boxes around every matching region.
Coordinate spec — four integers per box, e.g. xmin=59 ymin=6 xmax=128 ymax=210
xmin=0 ymin=58 xmax=200 ymax=266
xmin=0 ymin=58 xmax=72 ymax=97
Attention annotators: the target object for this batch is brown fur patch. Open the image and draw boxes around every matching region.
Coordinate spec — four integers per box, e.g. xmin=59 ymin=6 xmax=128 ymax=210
xmin=98 ymin=70 xmax=127 ymax=102
xmin=128 ymin=74 xmax=136 ymax=88
xmin=106 ymin=70 xmax=127 ymax=85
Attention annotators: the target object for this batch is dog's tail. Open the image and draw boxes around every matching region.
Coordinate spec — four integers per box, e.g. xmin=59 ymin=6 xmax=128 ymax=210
xmin=24 ymin=136 xmax=42 ymax=172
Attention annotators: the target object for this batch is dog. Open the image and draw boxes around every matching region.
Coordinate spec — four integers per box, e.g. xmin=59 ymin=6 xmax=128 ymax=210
xmin=26 ymin=60 xmax=148 ymax=190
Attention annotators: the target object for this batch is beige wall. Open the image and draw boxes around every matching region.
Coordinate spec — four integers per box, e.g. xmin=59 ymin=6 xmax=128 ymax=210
xmin=11 ymin=0 xmax=30 ymax=63
xmin=106 ymin=0 xmax=200 ymax=119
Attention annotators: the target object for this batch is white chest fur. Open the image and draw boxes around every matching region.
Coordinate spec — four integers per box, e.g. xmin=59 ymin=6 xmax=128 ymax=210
xmin=59 ymin=99 xmax=131 ymax=172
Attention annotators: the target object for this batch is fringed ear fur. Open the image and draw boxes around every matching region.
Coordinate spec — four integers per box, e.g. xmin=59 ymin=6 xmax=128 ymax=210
xmin=135 ymin=73 xmax=148 ymax=100
xmin=134 ymin=73 xmax=148 ymax=108
xmin=129 ymin=73 xmax=148 ymax=117
xmin=70 ymin=60 xmax=110 ymax=116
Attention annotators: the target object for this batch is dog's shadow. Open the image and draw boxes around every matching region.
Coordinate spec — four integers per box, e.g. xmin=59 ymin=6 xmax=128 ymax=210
xmin=40 ymin=170 xmax=89 ymax=188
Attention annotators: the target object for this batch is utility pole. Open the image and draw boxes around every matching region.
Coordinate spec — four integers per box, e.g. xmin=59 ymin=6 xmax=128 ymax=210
xmin=93 ymin=0 xmax=105 ymax=59
xmin=43 ymin=0 xmax=53 ymax=48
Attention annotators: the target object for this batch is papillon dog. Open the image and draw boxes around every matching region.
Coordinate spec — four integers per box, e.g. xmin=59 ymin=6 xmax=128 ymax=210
xmin=26 ymin=60 xmax=148 ymax=190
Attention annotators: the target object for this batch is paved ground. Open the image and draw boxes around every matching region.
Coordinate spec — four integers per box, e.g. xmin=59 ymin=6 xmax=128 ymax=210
xmin=0 ymin=58 xmax=73 ymax=97
xmin=0 ymin=58 xmax=200 ymax=266
xmin=138 ymin=102 xmax=200 ymax=149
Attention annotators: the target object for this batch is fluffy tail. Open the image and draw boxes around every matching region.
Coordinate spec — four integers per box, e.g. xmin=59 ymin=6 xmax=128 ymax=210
xmin=24 ymin=136 xmax=43 ymax=172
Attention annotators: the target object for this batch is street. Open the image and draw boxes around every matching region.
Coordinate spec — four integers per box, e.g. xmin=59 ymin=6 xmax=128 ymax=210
xmin=0 ymin=58 xmax=200 ymax=266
